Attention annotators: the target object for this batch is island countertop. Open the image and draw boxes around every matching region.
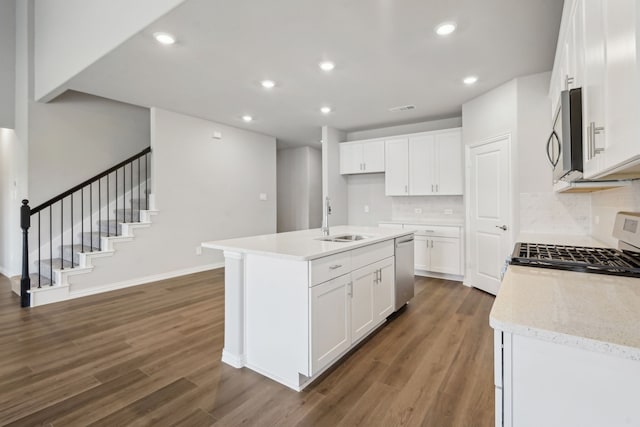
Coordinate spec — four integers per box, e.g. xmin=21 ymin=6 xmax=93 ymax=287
xmin=201 ymin=225 xmax=413 ymax=261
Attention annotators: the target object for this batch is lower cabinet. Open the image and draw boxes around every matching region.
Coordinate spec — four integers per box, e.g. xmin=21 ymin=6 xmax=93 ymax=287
xmin=310 ymin=255 xmax=395 ymax=375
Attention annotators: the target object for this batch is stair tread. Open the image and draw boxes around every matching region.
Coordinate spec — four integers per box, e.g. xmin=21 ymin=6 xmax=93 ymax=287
xmin=28 ymin=273 xmax=52 ymax=288
xmin=60 ymin=244 xmax=100 ymax=253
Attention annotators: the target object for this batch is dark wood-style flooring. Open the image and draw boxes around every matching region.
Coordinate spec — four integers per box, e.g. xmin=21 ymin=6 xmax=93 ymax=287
xmin=0 ymin=270 xmax=495 ymax=426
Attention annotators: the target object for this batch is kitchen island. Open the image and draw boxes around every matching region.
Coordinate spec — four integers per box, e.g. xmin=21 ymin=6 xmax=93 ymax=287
xmin=490 ymin=234 xmax=640 ymax=427
xmin=202 ymin=225 xmax=413 ymax=391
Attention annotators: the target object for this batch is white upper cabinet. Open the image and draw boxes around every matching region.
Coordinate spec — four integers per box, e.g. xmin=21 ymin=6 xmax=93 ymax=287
xmin=552 ymin=0 xmax=640 ymax=180
xmin=384 ymin=138 xmax=410 ymax=195
xmin=385 ymin=128 xmax=463 ymax=196
xmin=339 ymin=140 xmax=385 ymax=174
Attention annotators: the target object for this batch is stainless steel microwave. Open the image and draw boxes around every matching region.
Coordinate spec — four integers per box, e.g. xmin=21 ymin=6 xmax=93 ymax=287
xmin=547 ymin=88 xmax=583 ymax=182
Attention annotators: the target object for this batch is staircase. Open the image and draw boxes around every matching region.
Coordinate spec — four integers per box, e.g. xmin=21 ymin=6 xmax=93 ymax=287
xmin=15 ymin=148 xmax=157 ymax=307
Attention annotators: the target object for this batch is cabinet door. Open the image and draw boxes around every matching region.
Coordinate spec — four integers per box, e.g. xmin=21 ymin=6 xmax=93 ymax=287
xmin=582 ymin=0 xmax=607 ymax=178
xmin=310 ymin=275 xmax=351 ymax=374
xmin=435 ymin=130 xmax=463 ymax=195
xmin=409 ymin=135 xmax=436 ymax=195
xmin=430 ymin=236 xmax=461 ymax=275
xmin=601 ymin=0 xmax=640 ymax=172
xmin=362 ymin=140 xmax=385 ymax=172
xmin=350 ymin=265 xmax=375 ymax=343
xmin=414 ymin=236 xmax=430 ymax=271
xmin=385 ymin=138 xmax=409 ymax=195
xmin=373 ymin=258 xmax=395 ymax=322
xmin=340 ymin=143 xmax=363 ymax=175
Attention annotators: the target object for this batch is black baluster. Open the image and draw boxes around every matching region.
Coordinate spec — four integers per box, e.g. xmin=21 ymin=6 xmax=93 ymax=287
xmin=107 ymin=172 xmax=110 ymax=237
xmin=20 ymin=200 xmax=31 ymax=307
xmin=81 ymin=188 xmax=84 ymax=254
xmin=71 ymin=192 xmax=74 ymax=268
xmin=115 ymin=168 xmax=118 ymax=235
xmin=49 ymin=205 xmax=52 ymax=285
xmin=138 ymin=157 xmax=141 ymax=222
xmin=90 ymin=183 xmax=93 ymax=252
xmin=60 ymin=198 xmax=64 ymax=271
xmin=38 ymin=211 xmax=41 ymax=288
xmin=130 ymin=162 xmax=133 ymax=223
xmin=146 ymin=154 xmax=149 ymax=210
xmin=98 ymin=178 xmax=102 ymax=250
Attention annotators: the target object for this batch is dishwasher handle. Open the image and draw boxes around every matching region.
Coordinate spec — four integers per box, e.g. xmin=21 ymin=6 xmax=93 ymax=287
xmin=396 ymin=237 xmax=414 ymax=247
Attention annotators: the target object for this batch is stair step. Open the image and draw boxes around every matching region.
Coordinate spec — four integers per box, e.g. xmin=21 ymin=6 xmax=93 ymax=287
xmin=97 ymin=220 xmax=122 ymax=235
xmin=130 ymin=198 xmax=148 ymax=209
xmin=60 ymin=244 xmax=100 ymax=264
xmin=28 ymin=273 xmax=52 ymax=288
xmin=114 ymin=209 xmax=142 ymax=222
xmin=38 ymin=258 xmax=74 ymax=280
xmin=79 ymin=231 xmax=112 ymax=248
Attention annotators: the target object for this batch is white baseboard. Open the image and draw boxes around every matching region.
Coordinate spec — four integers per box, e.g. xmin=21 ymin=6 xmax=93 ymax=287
xmin=0 ymin=265 xmax=16 ymax=279
xmin=69 ymin=262 xmax=225 ymax=300
xmin=415 ymin=270 xmax=464 ymax=282
xmin=221 ymin=349 xmax=246 ymax=369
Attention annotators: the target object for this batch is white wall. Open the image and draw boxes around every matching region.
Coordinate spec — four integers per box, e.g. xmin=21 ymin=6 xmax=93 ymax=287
xmin=346 ymin=116 xmax=462 ymax=141
xmin=68 ymin=108 xmax=277 ymax=292
xmin=277 ymin=146 xmax=322 ymax=232
xmin=28 ymin=91 xmax=150 ymax=206
xmin=0 ymin=0 xmax=15 ymax=129
xmin=322 ymin=126 xmax=348 ymax=226
xmin=33 ymin=0 xmax=185 ymax=101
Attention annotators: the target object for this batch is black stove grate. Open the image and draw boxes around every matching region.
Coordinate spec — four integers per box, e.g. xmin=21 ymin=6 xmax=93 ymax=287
xmin=510 ymin=242 xmax=640 ymax=278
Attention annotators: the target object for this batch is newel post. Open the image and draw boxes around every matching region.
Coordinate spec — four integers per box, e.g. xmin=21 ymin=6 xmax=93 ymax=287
xmin=20 ymin=199 xmax=31 ymax=307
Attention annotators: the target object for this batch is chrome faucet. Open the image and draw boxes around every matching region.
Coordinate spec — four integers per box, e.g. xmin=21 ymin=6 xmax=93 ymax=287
xmin=322 ymin=197 xmax=332 ymax=236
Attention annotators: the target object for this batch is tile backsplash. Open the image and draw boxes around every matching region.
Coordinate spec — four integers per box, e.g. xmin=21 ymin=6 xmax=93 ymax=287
xmin=391 ymin=196 xmax=464 ymax=221
xmin=519 ymin=192 xmax=591 ymax=235
xmin=591 ymin=181 xmax=640 ymax=247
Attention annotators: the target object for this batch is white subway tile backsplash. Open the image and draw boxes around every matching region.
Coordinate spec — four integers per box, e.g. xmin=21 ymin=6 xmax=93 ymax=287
xmin=391 ymin=196 xmax=464 ymax=221
xmin=591 ymin=181 xmax=640 ymax=247
xmin=519 ymin=192 xmax=591 ymax=235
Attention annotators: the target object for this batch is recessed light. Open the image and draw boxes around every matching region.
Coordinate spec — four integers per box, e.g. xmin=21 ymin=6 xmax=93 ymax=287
xmin=320 ymin=106 xmax=332 ymax=114
xmin=153 ymin=32 xmax=176 ymax=45
xmin=242 ymin=115 xmax=253 ymax=122
xmin=435 ymin=22 xmax=456 ymax=36
xmin=463 ymin=75 xmax=478 ymax=85
xmin=261 ymin=80 xmax=275 ymax=89
xmin=319 ymin=61 xmax=335 ymax=71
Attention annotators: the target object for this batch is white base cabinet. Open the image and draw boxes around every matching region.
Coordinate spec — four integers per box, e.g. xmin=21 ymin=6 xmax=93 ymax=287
xmin=494 ymin=330 xmax=640 ymax=427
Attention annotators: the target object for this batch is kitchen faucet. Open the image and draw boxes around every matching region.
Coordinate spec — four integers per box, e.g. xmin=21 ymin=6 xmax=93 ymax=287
xmin=321 ymin=197 xmax=332 ymax=236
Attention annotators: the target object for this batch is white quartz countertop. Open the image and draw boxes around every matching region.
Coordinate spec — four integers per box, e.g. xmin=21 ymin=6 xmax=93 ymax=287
xmin=379 ymin=218 xmax=465 ymax=226
xmin=201 ymin=225 xmax=413 ymax=261
xmin=490 ymin=265 xmax=640 ymax=361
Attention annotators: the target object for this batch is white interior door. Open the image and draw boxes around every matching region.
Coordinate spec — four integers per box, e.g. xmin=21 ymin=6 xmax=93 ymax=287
xmin=467 ymin=136 xmax=511 ymax=295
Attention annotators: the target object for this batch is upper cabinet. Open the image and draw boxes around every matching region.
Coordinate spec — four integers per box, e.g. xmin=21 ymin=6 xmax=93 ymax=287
xmin=385 ymin=128 xmax=463 ymax=196
xmin=339 ymin=140 xmax=385 ymax=174
xmin=550 ymin=0 xmax=640 ymax=180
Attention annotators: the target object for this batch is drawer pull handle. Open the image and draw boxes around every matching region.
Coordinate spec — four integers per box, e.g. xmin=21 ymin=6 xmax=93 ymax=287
xmin=329 ymin=264 xmax=343 ymax=270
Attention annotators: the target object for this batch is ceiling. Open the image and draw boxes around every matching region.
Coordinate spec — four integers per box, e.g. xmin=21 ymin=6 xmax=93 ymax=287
xmin=68 ymin=0 xmax=563 ymax=148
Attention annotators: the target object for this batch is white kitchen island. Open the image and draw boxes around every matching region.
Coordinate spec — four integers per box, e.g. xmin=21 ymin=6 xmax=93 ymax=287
xmin=202 ymin=225 xmax=413 ymax=391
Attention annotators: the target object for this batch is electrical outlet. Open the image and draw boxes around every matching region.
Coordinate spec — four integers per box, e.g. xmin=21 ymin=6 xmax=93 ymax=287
xmin=259 ymin=193 xmax=267 ymax=201
xmin=444 ymin=209 xmax=453 ymax=215
xmin=195 ymin=246 xmax=202 ymax=255
xmin=364 ymin=205 xmax=370 ymax=213
xmin=212 ymin=131 xmax=222 ymax=139
xmin=414 ymin=208 xmax=423 ymax=214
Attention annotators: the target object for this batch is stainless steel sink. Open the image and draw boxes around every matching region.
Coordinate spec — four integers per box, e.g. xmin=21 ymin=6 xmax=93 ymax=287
xmin=317 ymin=234 xmax=370 ymax=242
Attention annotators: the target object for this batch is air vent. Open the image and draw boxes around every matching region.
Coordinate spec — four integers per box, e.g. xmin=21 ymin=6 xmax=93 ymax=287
xmin=388 ymin=105 xmax=416 ymax=112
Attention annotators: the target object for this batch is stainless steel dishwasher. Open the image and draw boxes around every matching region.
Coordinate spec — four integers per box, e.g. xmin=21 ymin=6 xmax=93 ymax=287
xmin=394 ymin=235 xmax=415 ymax=311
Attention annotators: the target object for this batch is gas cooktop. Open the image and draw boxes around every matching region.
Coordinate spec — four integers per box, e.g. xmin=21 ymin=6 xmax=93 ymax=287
xmin=510 ymin=242 xmax=640 ymax=278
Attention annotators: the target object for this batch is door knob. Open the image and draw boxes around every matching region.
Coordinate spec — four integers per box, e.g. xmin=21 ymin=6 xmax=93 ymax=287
xmin=495 ymin=225 xmax=508 ymax=231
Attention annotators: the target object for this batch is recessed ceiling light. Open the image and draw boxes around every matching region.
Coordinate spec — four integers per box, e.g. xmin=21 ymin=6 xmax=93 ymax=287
xmin=463 ymin=75 xmax=478 ymax=85
xmin=435 ymin=22 xmax=456 ymax=36
xmin=153 ymin=32 xmax=176 ymax=45
xmin=320 ymin=106 xmax=332 ymax=114
xmin=319 ymin=61 xmax=335 ymax=71
xmin=242 ymin=115 xmax=253 ymax=122
xmin=261 ymin=80 xmax=275 ymax=89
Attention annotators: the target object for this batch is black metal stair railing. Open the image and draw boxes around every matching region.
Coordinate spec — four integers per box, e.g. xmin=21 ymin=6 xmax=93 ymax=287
xmin=19 ymin=147 xmax=151 ymax=307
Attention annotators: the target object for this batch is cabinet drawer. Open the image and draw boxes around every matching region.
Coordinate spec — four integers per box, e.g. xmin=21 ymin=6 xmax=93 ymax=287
xmin=406 ymin=224 xmax=460 ymax=238
xmin=351 ymin=241 xmax=394 ymax=271
xmin=310 ymin=252 xmax=351 ymax=286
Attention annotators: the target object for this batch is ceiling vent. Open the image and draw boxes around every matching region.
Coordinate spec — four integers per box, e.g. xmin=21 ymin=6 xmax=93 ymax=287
xmin=388 ymin=105 xmax=416 ymax=112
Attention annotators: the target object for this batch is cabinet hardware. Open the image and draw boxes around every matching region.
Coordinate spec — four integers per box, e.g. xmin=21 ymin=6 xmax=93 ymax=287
xmin=431 ymin=184 xmax=434 ymax=192
xmin=377 ymin=269 xmax=381 ymax=283
xmin=347 ymin=282 xmax=353 ymax=297
xmin=435 ymin=184 xmax=438 ymax=192
xmin=587 ymin=122 xmax=594 ymax=160
xmin=404 ymin=185 xmax=408 ymax=194
xmin=363 ymin=163 xmax=366 ymax=171
xmin=329 ymin=264 xmax=342 ymax=270
xmin=431 ymin=240 xmax=434 ymax=248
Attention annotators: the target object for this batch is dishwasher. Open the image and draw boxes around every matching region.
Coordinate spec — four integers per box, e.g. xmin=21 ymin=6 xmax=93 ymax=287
xmin=394 ymin=235 xmax=415 ymax=311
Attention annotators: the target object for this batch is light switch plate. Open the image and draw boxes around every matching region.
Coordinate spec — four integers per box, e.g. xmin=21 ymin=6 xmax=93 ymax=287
xmin=212 ymin=131 xmax=222 ymax=140
xmin=414 ymin=208 xmax=423 ymax=214
xmin=364 ymin=205 xmax=370 ymax=213
xmin=259 ymin=193 xmax=268 ymax=201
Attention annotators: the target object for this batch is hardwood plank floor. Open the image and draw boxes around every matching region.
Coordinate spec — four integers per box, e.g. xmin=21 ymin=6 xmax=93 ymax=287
xmin=0 ymin=270 xmax=495 ymax=426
